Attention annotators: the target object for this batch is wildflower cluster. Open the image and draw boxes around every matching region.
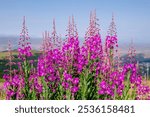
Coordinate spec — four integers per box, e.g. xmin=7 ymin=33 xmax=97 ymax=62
xmin=3 ymin=12 xmax=150 ymax=100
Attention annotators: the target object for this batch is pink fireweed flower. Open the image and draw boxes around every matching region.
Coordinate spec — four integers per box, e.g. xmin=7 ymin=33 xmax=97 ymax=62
xmin=63 ymin=71 xmax=73 ymax=82
xmin=98 ymin=90 xmax=105 ymax=95
xmin=71 ymin=86 xmax=79 ymax=93
xmin=62 ymin=82 xmax=69 ymax=89
xmin=99 ymin=80 xmax=107 ymax=89
xmin=104 ymin=14 xmax=118 ymax=68
xmin=105 ymin=36 xmax=118 ymax=50
xmin=18 ymin=16 xmax=32 ymax=60
xmin=72 ymin=78 xmax=79 ymax=85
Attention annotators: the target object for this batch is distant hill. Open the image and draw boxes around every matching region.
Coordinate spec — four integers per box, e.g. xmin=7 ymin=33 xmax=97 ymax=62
xmin=0 ymin=36 xmax=150 ymax=57
xmin=0 ymin=36 xmax=42 ymax=51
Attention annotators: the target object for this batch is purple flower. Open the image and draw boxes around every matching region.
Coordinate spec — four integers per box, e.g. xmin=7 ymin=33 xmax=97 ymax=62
xmin=6 ymin=90 xmax=15 ymax=99
xmin=99 ymin=81 xmax=107 ymax=89
xmin=98 ymin=90 xmax=105 ymax=95
xmin=71 ymin=87 xmax=79 ymax=93
xmin=3 ymin=81 xmax=10 ymax=89
xmin=62 ymin=82 xmax=69 ymax=89
xmin=35 ymin=84 xmax=43 ymax=93
xmin=72 ymin=78 xmax=79 ymax=85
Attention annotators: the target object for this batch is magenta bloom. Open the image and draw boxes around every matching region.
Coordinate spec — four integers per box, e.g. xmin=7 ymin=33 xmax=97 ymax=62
xmin=72 ymin=78 xmax=79 ymax=85
xmin=98 ymin=90 xmax=105 ymax=95
xmin=62 ymin=82 xmax=69 ymax=89
xmin=99 ymin=81 xmax=107 ymax=89
xmin=71 ymin=87 xmax=79 ymax=93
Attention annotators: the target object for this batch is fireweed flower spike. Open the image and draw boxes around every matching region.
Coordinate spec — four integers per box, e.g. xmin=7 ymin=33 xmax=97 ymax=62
xmin=18 ymin=16 xmax=32 ymax=60
xmin=37 ymin=19 xmax=64 ymax=99
xmin=78 ymin=11 xmax=103 ymax=100
xmin=3 ymin=40 xmax=21 ymax=99
xmin=17 ymin=16 xmax=34 ymax=99
xmin=50 ymin=19 xmax=59 ymax=49
xmin=127 ymin=39 xmax=137 ymax=64
xmin=105 ymin=14 xmax=118 ymax=66
xmin=61 ymin=16 xmax=80 ymax=99
xmin=41 ymin=31 xmax=52 ymax=53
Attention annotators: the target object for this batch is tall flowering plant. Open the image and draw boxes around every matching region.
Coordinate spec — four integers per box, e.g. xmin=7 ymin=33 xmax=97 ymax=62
xmin=60 ymin=16 xmax=80 ymax=99
xmin=3 ymin=40 xmax=19 ymax=99
xmin=17 ymin=16 xmax=37 ymax=99
xmin=37 ymin=19 xmax=65 ymax=99
xmin=77 ymin=11 xmax=103 ymax=99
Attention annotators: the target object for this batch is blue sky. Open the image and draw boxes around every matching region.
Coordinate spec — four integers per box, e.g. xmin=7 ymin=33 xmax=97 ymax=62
xmin=0 ymin=0 xmax=150 ymax=44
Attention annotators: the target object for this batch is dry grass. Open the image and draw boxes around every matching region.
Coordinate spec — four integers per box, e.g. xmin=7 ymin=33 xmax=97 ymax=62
xmin=0 ymin=51 xmax=18 ymax=59
xmin=0 ymin=82 xmax=3 ymax=87
xmin=0 ymin=82 xmax=5 ymax=100
xmin=142 ymin=80 xmax=150 ymax=86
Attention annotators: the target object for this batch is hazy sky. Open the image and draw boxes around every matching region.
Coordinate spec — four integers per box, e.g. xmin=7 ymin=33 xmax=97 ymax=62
xmin=0 ymin=0 xmax=150 ymax=43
